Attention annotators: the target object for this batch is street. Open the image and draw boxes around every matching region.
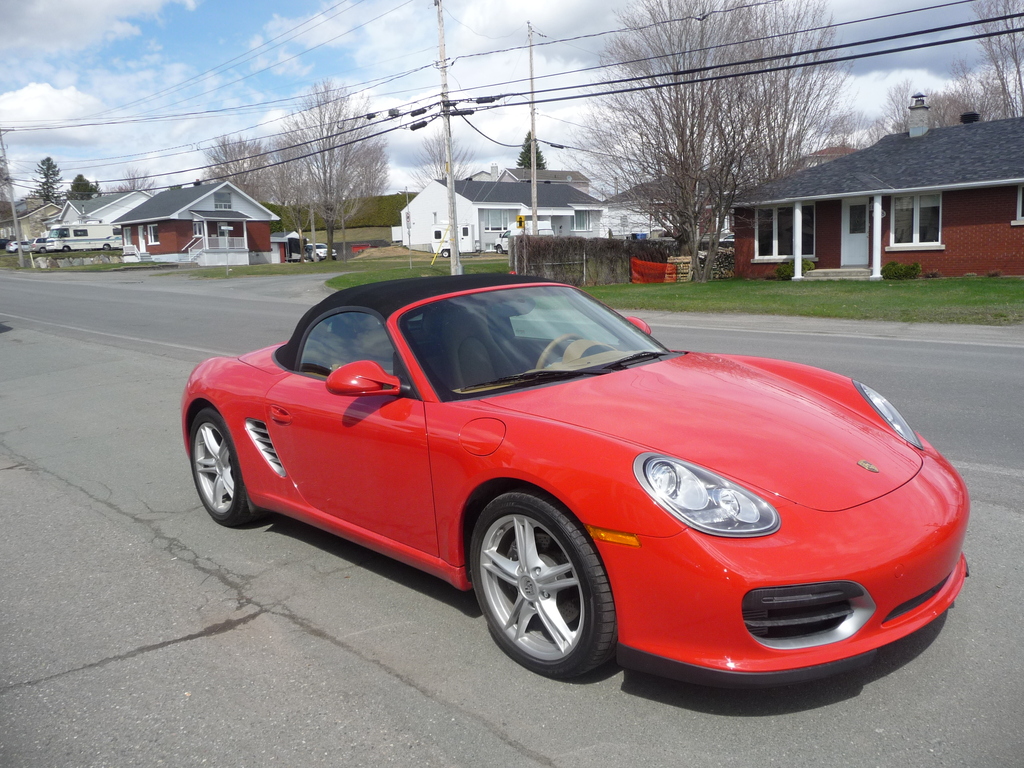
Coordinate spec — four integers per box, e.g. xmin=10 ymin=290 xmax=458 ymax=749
xmin=1 ymin=270 xmax=1022 ymax=767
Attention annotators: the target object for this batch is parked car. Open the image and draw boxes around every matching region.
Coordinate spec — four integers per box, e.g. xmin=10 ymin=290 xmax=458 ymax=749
xmin=29 ymin=237 xmax=49 ymax=253
xmin=6 ymin=240 xmax=31 ymax=253
xmin=305 ymin=243 xmax=329 ymax=261
xmin=182 ymin=274 xmax=969 ymax=686
xmin=494 ymin=230 xmax=511 ymax=254
xmin=0 ymin=238 xmax=10 ymax=250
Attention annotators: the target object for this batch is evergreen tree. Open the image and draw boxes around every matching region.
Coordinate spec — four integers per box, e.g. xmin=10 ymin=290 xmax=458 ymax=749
xmin=515 ymin=132 xmax=547 ymax=170
xmin=33 ymin=157 xmax=63 ymax=205
xmin=67 ymin=174 xmax=101 ymax=200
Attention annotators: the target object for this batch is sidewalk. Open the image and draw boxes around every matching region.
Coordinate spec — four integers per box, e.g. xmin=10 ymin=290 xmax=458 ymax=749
xmin=636 ymin=310 xmax=1024 ymax=348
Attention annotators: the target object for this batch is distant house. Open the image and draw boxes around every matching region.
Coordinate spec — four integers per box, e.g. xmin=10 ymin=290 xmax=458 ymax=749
xmin=468 ymin=164 xmax=592 ymax=195
xmin=51 ymin=190 xmax=152 ymax=228
xmin=0 ymin=197 xmax=61 ymax=240
xmin=114 ymin=182 xmax=278 ymax=266
xmin=734 ymin=103 xmax=1024 ymax=279
xmin=402 ymin=179 xmax=605 ymax=252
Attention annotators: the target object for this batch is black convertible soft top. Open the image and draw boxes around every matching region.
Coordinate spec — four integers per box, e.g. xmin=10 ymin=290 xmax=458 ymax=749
xmin=274 ymin=273 xmax=548 ymax=371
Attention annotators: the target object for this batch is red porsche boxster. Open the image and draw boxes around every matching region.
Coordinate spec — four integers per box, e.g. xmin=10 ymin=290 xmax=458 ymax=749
xmin=182 ymin=274 xmax=969 ymax=686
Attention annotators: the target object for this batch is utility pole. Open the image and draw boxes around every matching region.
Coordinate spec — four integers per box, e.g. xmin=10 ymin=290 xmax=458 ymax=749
xmin=528 ymin=21 xmax=539 ymax=236
xmin=0 ymin=129 xmax=28 ymax=269
xmin=435 ymin=0 xmax=462 ymax=275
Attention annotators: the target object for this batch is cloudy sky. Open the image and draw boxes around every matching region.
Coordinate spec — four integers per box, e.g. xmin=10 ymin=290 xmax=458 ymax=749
xmin=0 ymin=0 xmax=982 ymax=198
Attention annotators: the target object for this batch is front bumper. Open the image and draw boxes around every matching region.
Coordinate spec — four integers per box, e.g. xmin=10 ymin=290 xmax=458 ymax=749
xmin=599 ymin=453 xmax=969 ymax=685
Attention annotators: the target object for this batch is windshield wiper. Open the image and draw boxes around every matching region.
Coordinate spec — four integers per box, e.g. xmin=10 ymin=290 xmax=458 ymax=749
xmin=459 ymin=367 xmax=607 ymax=393
xmin=599 ymin=350 xmax=672 ymax=370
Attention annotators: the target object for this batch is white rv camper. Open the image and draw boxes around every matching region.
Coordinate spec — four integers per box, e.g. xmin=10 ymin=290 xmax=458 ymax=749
xmin=45 ymin=225 xmax=124 ymax=252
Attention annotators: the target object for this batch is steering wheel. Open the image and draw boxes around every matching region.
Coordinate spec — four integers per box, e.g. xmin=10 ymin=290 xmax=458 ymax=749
xmin=536 ymin=333 xmax=582 ymax=368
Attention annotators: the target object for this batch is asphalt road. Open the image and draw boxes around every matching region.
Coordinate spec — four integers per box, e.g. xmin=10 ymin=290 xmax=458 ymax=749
xmin=1 ymin=269 xmax=1022 ymax=767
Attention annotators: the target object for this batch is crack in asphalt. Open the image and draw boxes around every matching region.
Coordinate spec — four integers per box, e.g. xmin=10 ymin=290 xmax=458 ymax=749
xmin=0 ymin=610 xmax=267 ymax=695
xmin=0 ymin=449 xmax=558 ymax=767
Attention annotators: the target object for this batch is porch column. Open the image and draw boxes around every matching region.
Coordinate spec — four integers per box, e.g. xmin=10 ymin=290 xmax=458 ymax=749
xmin=871 ymin=195 xmax=883 ymax=280
xmin=242 ymin=221 xmax=249 ymax=251
xmin=203 ymin=221 xmax=209 ymax=251
xmin=792 ymin=201 xmax=803 ymax=280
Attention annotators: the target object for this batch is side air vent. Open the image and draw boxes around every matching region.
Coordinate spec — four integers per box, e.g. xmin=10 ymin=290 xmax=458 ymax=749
xmin=245 ymin=419 xmax=286 ymax=477
xmin=742 ymin=581 xmax=875 ymax=650
xmin=883 ymin=574 xmax=950 ymax=623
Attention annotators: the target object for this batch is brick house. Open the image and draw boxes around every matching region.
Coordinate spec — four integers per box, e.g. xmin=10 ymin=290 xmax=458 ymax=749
xmin=114 ymin=181 xmax=277 ymax=266
xmin=733 ymin=104 xmax=1024 ymax=279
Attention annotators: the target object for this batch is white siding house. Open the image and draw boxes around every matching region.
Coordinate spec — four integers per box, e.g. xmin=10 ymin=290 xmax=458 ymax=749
xmin=402 ymin=180 xmax=605 ymax=252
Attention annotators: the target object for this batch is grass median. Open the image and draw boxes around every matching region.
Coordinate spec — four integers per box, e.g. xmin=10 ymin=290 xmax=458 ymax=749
xmin=587 ymin=277 xmax=1024 ymax=325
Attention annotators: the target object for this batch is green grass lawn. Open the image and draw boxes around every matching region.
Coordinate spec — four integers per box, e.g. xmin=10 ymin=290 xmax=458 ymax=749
xmin=588 ymin=277 xmax=1024 ymax=326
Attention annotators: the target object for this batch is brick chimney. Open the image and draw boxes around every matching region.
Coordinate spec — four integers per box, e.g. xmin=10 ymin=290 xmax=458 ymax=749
xmin=908 ymin=93 xmax=930 ymax=137
xmin=490 ymin=163 xmax=499 ymax=182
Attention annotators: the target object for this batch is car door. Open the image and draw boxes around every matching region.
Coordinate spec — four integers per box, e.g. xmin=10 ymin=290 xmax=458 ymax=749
xmin=265 ymin=310 xmax=438 ymax=556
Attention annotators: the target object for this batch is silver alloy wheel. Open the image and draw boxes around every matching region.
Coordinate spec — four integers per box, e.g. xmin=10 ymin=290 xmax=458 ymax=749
xmin=193 ymin=422 xmax=236 ymax=514
xmin=478 ymin=513 xmax=584 ymax=661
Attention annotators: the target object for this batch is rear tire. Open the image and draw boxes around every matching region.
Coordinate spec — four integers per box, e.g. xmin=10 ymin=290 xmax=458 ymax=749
xmin=189 ymin=408 xmax=264 ymax=527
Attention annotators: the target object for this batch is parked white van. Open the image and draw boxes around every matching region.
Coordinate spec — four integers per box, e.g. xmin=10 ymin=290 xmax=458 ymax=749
xmin=45 ymin=225 xmax=124 ymax=252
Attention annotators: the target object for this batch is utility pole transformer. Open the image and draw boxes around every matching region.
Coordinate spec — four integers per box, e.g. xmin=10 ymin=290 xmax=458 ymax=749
xmin=434 ymin=0 xmax=462 ymax=275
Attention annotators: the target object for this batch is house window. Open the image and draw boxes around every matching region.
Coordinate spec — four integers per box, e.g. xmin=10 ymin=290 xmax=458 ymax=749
xmin=1018 ymin=185 xmax=1024 ymax=220
xmin=147 ymin=224 xmax=160 ymax=244
xmin=755 ymin=205 xmax=814 ymax=258
xmin=573 ymin=210 xmax=591 ymax=231
xmin=892 ymin=194 xmax=941 ymax=244
xmin=193 ymin=221 xmax=203 ymax=236
xmin=214 ymin=191 xmax=231 ymax=210
xmin=480 ymin=209 xmax=510 ymax=231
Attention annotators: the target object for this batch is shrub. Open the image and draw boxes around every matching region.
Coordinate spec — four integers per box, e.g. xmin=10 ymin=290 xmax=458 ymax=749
xmin=881 ymin=261 xmax=922 ymax=280
xmin=774 ymin=259 xmax=815 ymax=281
xmin=923 ymin=270 xmax=942 ymax=279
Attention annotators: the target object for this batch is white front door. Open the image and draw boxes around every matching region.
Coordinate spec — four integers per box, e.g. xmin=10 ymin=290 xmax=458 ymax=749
xmin=841 ymin=198 xmax=869 ymax=267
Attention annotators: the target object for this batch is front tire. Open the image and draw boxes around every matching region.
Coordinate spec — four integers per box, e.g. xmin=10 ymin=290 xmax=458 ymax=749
xmin=470 ymin=492 xmax=617 ymax=678
xmin=189 ymin=408 xmax=264 ymax=527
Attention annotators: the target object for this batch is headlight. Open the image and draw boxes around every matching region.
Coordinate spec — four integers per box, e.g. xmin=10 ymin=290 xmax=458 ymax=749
xmin=634 ymin=453 xmax=780 ymax=537
xmin=854 ymin=381 xmax=923 ymax=449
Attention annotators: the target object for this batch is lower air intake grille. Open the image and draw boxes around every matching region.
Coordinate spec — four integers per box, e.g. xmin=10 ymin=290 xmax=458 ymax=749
xmin=742 ymin=581 xmax=874 ymax=649
xmin=245 ymin=419 xmax=286 ymax=477
xmin=883 ymin=574 xmax=950 ymax=623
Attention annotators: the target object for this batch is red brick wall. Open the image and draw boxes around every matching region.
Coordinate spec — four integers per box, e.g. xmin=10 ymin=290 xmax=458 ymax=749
xmin=145 ymin=220 xmax=193 ymax=256
xmin=246 ymin=221 xmax=272 ymax=253
xmin=735 ymin=186 xmax=1024 ymax=277
xmin=815 ymin=200 xmax=842 ymax=269
xmin=885 ymin=186 xmax=1024 ymax=276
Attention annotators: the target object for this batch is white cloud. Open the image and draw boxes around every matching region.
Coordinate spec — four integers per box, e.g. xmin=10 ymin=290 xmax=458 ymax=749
xmin=0 ymin=0 xmax=194 ymax=52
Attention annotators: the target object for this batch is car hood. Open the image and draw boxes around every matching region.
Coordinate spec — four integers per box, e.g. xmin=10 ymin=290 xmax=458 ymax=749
xmin=483 ymin=353 xmax=922 ymax=512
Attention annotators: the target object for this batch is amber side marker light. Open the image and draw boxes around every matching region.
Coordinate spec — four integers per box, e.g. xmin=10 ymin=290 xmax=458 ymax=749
xmin=586 ymin=525 xmax=642 ymax=548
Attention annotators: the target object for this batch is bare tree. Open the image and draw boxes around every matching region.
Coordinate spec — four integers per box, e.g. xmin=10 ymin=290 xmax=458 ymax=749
xmin=410 ymin=127 xmax=476 ymax=190
xmin=265 ymin=134 xmax=312 ymax=260
xmin=578 ymin=0 xmax=850 ymax=282
xmin=112 ymin=166 xmax=156 ymax=192
xmin=203 ymin=133 xmax=269 ymax=200
xmin=973 ymin=0 xmax=1024 ymax=118
xmin=284 ymin=80 xmax=389 ymax=259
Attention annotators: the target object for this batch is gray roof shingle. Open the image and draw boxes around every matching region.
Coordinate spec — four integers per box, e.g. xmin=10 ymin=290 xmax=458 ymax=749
xmin=114 ymin=184 xmax=227 ymax=224
xmin=744 ymin=117 xmax=1024 ymax=204
xmin=452 ymin=180 xmax=601 ymax=206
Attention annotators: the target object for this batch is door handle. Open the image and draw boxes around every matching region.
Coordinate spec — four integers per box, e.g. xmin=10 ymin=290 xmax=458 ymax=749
xmin=269 ymin=405 xmax=292 ymax=425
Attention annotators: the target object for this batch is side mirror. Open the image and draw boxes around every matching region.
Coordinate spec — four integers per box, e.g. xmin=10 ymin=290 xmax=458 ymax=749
xmin=626 ymin=316 xmax=652 ymax=335
xmin=326 ymin=361 xmax=402 ymax=397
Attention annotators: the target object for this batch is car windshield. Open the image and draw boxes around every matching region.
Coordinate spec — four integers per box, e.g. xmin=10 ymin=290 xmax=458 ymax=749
xmin=399 ymin=285 xmax=670 ymax=400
